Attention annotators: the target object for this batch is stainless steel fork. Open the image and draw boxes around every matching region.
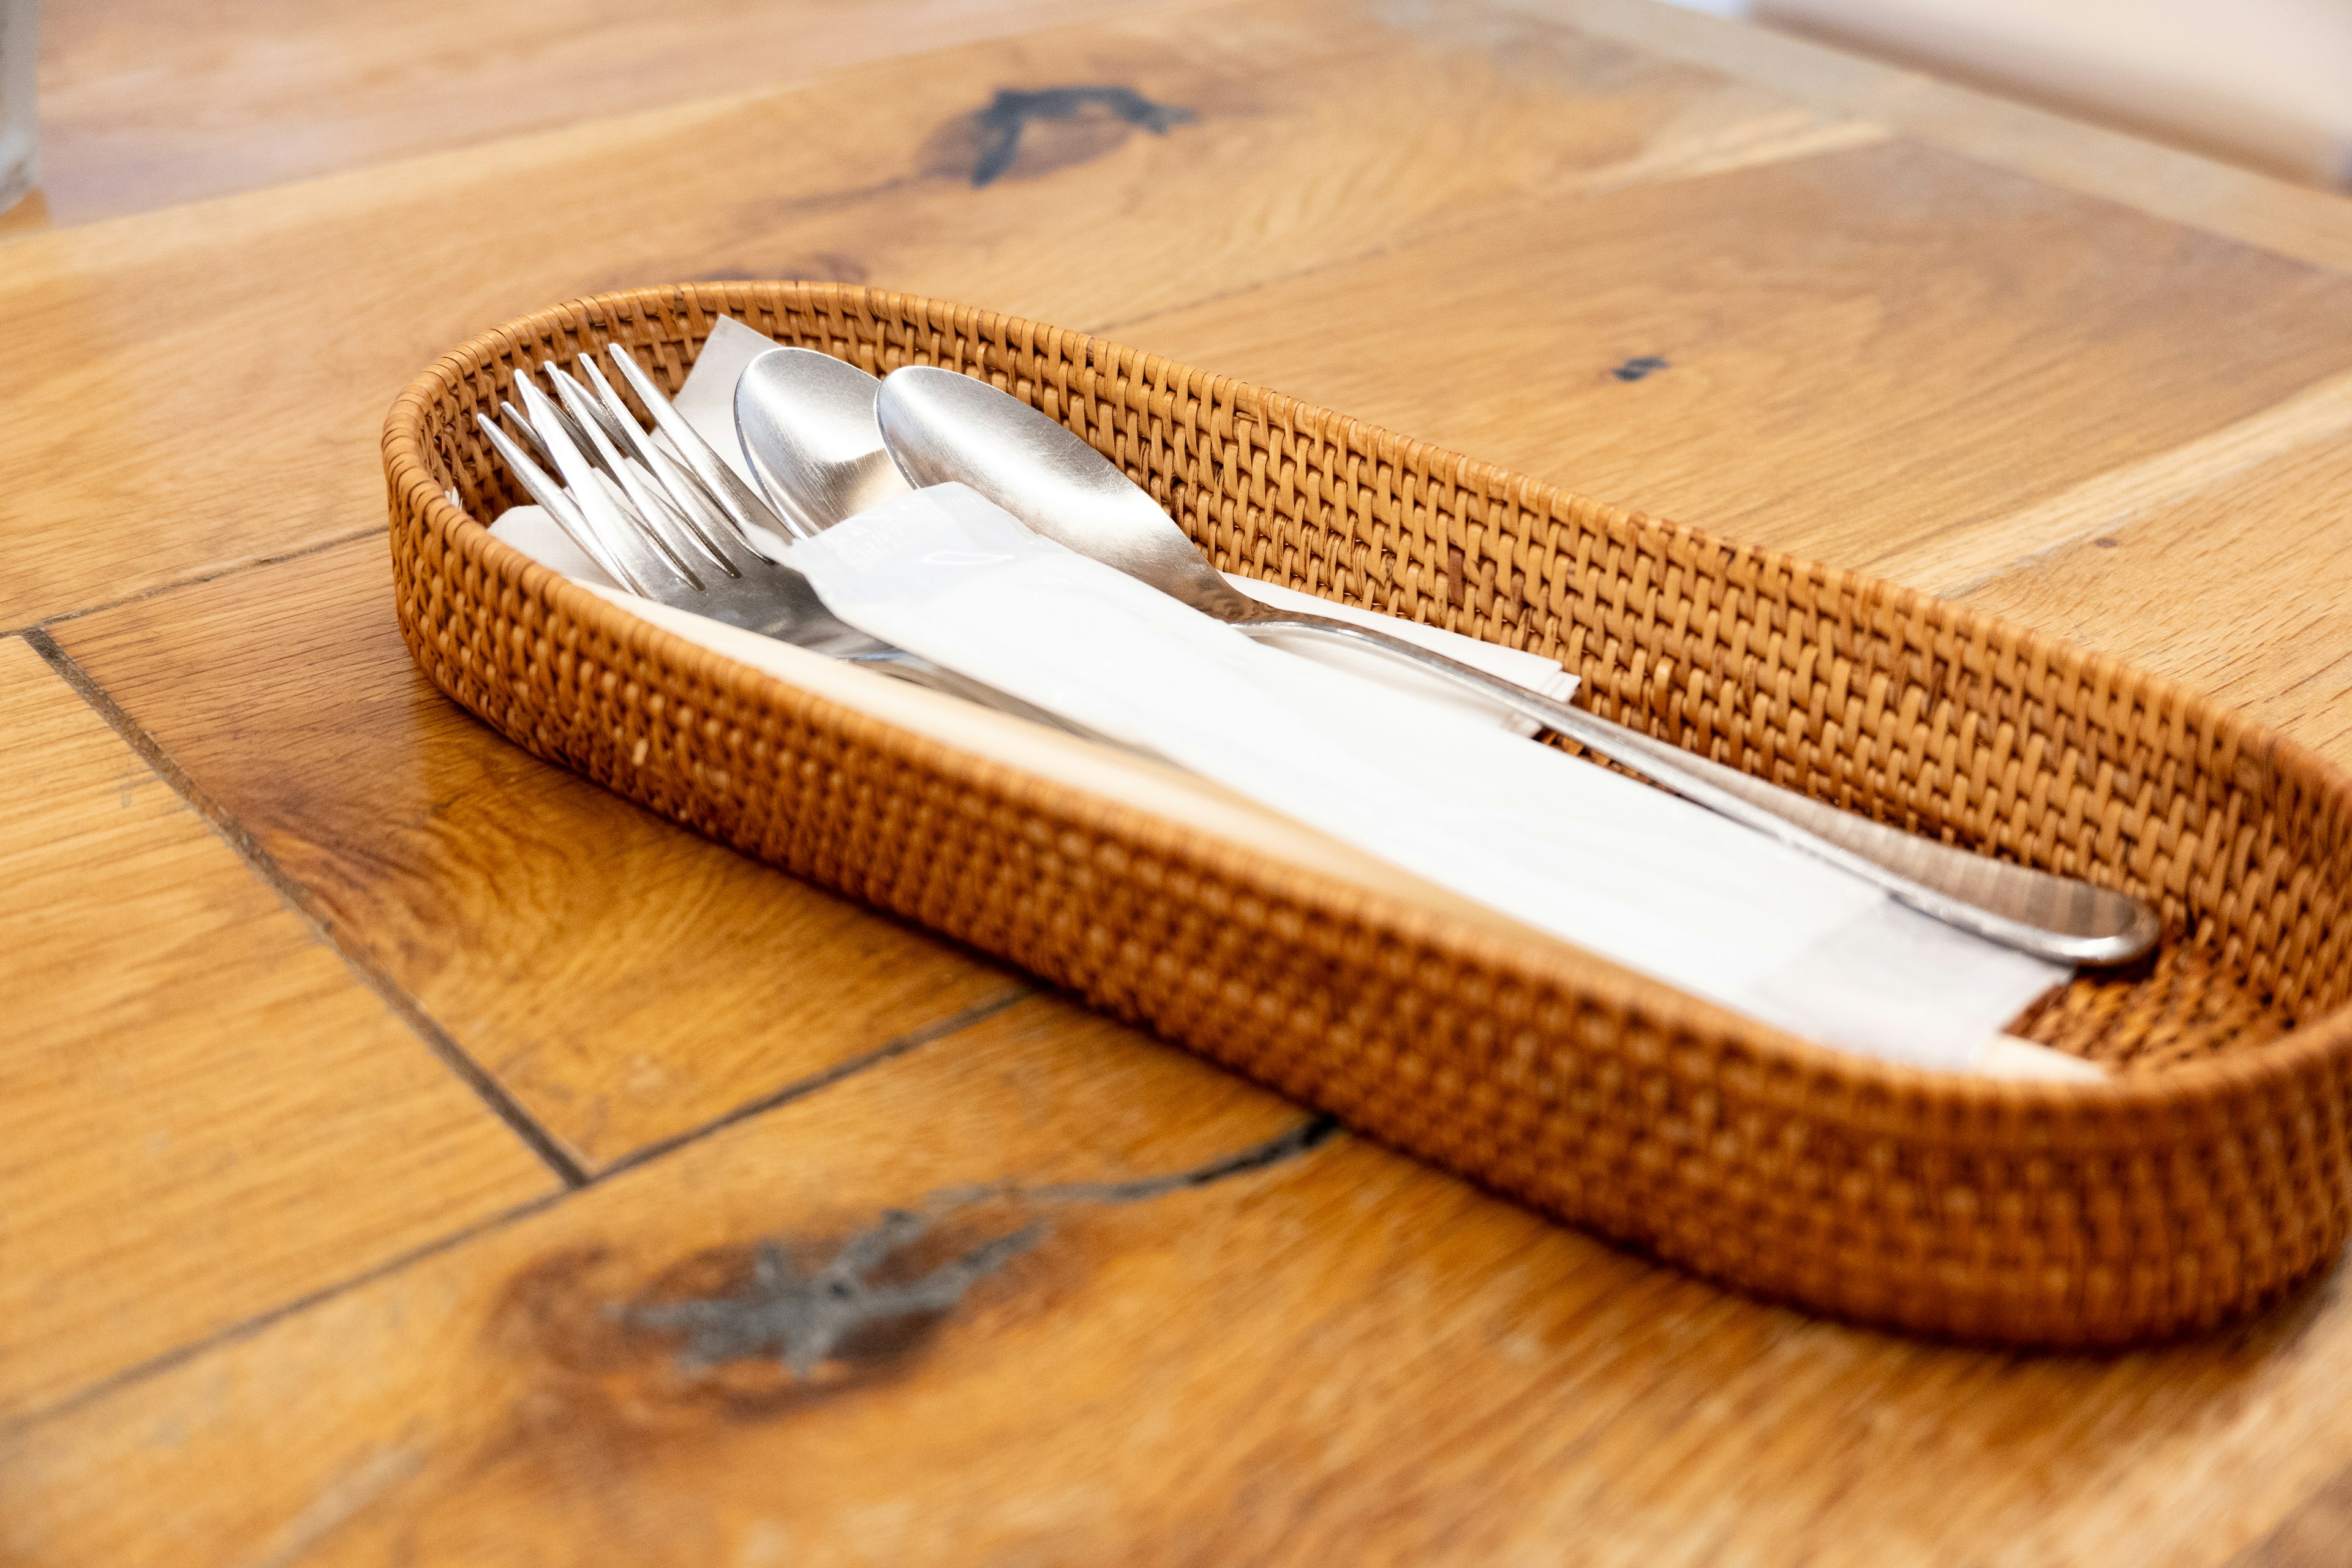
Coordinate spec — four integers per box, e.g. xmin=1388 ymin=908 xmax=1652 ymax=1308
xmin=475 ymin=358 xmax=1088 ymax=732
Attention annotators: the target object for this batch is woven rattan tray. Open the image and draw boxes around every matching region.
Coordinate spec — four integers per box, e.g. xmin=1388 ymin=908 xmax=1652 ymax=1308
xmin=385 ymin=283 xmax=2352 ymax=1346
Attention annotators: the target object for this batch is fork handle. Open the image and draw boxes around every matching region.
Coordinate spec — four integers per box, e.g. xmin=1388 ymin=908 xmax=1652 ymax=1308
xmin=1236 ymin=609 xmax=2160 ymax=967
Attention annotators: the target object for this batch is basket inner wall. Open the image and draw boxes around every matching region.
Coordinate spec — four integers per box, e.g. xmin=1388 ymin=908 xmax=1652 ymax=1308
xmin=414 ymin=282 xmax=2352 ymax=1076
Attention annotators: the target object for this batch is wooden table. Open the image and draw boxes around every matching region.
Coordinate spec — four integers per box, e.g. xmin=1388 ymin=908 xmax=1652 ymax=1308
xmin=7 ymin=2 xmax=2352 ymax=1560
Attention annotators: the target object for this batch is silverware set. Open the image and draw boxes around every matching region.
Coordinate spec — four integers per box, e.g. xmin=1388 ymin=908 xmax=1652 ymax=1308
xmin=477 ymin=343 xmax=2160 ymax=968
xmin=476 ymin=348 xmax=1078 ymax=731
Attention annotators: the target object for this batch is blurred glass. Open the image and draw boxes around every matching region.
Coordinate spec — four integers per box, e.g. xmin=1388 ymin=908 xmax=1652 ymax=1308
xmin=0 ymin=0 xmax=34 ymax=214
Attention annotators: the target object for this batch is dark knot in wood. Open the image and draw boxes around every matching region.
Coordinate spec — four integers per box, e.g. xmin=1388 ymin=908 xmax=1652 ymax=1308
xmin=971 ymin=86 xmax=1199 ymax=187
xmin=615 ymin=1116 xmax=1336 ymax=1381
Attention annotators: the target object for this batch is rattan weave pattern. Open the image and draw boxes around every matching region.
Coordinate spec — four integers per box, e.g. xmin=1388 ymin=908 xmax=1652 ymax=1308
xmin=385 ymin=282 xmax=2352 ymax=1344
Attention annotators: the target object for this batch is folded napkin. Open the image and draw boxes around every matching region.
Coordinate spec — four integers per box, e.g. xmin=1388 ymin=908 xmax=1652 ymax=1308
xmin=559 ymin=567 xmax=2082 ymax=1081
xmin=770 ymin=484 xmax=2072 ymax=1072
xmin=494 ymin=501 xmax=1576 ymax=737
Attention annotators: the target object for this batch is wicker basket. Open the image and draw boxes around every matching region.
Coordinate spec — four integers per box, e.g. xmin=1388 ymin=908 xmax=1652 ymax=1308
xmin=384 ymin=283 xmax=2352 ymax=1346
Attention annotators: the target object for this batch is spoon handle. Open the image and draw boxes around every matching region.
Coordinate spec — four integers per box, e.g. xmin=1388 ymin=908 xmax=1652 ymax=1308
xmin=1241 ymin=610 xmax=2160 ymax=967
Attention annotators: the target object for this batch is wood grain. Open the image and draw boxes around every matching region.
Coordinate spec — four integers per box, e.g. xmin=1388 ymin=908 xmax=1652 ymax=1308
xmin=0 ymin=635 xmax=556 ymax=1421
xmin=0 ymin=0 xmax=1858 ymax=631
xmin=31 ymin=0 xmax=1186 ymax=224
xmin=1860 ymin=365 xmax=2352 ymax=592
xmin=1117 ymin=136 xmax=2352 ymax=571
xmin=9 ymin=991 xmax=2352 ymax=1567
xmin=12 ymin=1 xmax=2352 ymax=1558
xmin=2232 ymin=1461 xmax=2352 ymax=1568
xmin=47 ymin=539 xmax=1024 ymax=1171
xmin=0 ymin=188 xmax=48 ymax=239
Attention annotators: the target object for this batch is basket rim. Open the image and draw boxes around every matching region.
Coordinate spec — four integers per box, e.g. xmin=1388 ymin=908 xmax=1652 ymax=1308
xmin=381 ymin=279 xmax=2352 ymax=1118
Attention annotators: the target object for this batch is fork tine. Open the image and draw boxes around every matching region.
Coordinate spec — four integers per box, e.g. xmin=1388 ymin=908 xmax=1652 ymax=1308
xmin=543 ymin=360 xmax=649 ymax=459
xmin=584 ymin=363 xmax=771 ymax=570
xmin=511 ymin=385 xmax=716 ymax=562
xmin=475 ymin=411 xmax=652 ymax=595
xmin=544 ymin=366 xmax=707 ymax=590
xmin=643 ymin=429 xmax=767 ymax=567
xmin=514 ymin=379 xmax=691 ymax=595
xmin=644 ymin=424 xmax=777 ymax=560
xmin=590 ymin=348 xmax=730 ymax=520
xmin=541 ymin=363 xmax=741 ymax=565
xmin=502 ymin=397 xmax=637 ymax=530
xmin=619 ymin=455 xmax=733 ymax=570
xmin=635 ymin=424 xmax=774 ymax=572
xmin=524 ymin=377 xmax=608 ymax=475
xmin=540 ymin=360 xmax=713 ymax=556
xmin=602 ymin=344 xmax=804 ymax=543
xmin=577 ymin=356 xmax=750 ymax=575
xmin=499 ymin=401 xmax=558 ymax=470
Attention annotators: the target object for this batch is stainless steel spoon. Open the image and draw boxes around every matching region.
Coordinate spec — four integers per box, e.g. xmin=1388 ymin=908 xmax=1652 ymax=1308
xmin=734 ymin=347 xmax=914 ymax=535
xmin=865 ymin=363 xmax=2160 ymax=967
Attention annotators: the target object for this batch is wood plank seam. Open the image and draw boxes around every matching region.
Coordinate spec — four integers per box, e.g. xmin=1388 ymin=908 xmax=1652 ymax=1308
xmin=20 ymin=626 xmax=594 ymax=1186
xmin=47 ymin=537 xmax=1038 ymax=1166
xmin=0 ymin=959 xmax=1030 ymax=1434
xmin=0 ymin=1185 xmax=568 ymax=1437
xmin=589 ymin=987 xmax=1036 ymax=1185
xmin=2 ymin=524 xmax=388 ymax=639
xmin=6 ymin=1044 xmax=1338 ymax=1442
xmin=1867 ymin=364 xmax=2352 ymax=595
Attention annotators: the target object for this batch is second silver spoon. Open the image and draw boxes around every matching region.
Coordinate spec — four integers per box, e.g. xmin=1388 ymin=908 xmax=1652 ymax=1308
xmin=864 ymin=363 xmax=2159 ymax=968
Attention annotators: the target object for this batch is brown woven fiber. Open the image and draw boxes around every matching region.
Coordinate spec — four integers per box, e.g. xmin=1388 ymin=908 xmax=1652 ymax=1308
xmin=385 ymin=283 xmax=2352 ymax=1346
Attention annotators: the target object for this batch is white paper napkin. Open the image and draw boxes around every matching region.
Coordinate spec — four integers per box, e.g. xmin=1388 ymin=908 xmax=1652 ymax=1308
xmin=496 ymin=499 xmax=1576 ymax=737
xmin=761 ymin=484 xmax=2071 ymax=1073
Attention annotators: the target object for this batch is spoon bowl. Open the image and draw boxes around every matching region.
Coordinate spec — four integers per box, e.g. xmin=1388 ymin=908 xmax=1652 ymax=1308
xmin=876 ymin=366 xmax=1256 ymax=620
xmin=734 ymin=347 xmax=913 ymax=535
